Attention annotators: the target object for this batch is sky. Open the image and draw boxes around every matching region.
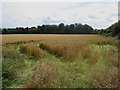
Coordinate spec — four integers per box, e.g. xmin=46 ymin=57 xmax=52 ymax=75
xmin=0 ymin=0 xmax=119 ymax=29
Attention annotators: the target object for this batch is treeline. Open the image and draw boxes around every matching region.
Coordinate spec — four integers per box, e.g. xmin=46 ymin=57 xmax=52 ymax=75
xmin=2 ymin=23 xmax=96 ymax=34
xmin=96 ymin=21 xmax=120 ymax=39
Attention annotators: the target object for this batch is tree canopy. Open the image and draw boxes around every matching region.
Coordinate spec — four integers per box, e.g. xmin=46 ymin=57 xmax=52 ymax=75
xmin=96 ymin=21 xmax=120 ymax=39
xmin=2 ymin=23 xmax=96 ymax=34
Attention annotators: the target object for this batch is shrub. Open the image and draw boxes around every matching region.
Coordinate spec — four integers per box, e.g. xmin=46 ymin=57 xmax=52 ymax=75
xmin=26 ymin=62 xmax=58 ymax=88
xmin=118 ymin=33 xmax=120 ymax=39
xmin=39 ymin=43 xmax=49 ymax=50
xmin=19 ymin=45 xmax=26 ymax=53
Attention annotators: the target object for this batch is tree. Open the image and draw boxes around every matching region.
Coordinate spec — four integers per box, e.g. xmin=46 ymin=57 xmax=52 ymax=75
xmin=69 ymin=24 xmax=75 ymax=33
xmin=2 ymin=23 xmax=96 ymax=34
xmin=58 ymin=23 xmax=65 ymax=33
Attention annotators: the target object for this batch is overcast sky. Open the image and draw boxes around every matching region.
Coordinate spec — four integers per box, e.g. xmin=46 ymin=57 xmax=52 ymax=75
xmin=1 ymin=1 xmax=119 ymax=29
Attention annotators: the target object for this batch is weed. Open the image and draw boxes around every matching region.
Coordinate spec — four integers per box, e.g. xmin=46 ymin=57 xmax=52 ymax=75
xmin=2 ymin=58 xmax=23 ymax=88
xmin=107 ymin=47 xmax=118 ymax=67
xmin=91 ymin=65 xmax=118 ymax=88
xmin=26 ymin=62 xmax=58 ymax=88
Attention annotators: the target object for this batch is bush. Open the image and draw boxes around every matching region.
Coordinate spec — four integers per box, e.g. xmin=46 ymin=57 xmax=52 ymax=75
xmin=19 ymin=45 xmax=26 ymax=53
xmin=118 ymin=33 xmax=120 ymax=39
xmin=39 ymin=43 xmax=49 ymax=50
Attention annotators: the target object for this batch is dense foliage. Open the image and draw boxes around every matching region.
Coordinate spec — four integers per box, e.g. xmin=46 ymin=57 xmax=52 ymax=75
xmin=96 ymin=21 xmax=120 ymax=39
xmin=2 ymin=23 xmax=96 ymax=34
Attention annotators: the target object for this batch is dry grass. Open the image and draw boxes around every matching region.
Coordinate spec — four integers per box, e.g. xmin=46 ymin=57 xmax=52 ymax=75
xmin=2 ymin=46 xmax=12 ymax=57
xmin=90 ymin=45 xmax=118 ymax=88
xmin=39 ymin=43 xmax=81 ymax=61
xmin=107 ymin=47 xmax=118 ymax=67
xmin=80 ymin=46 xmax=99 ymax=64
xmin=26 ymin=62 xmax=58 ymax=88
xmin=39 ymin=42 xmax=99 ymax=62
xmin=90 ymin=38 xmax=118 ymax=46
xmin=2 ymin=45 xmax=18 ymax=58
xmin=2 ymin=34 xmax=118 ymax=88
xmin=2 ymin=34 xmax=116 ymax=44
xmin=20 ymin=43 xmax=46 ymax=58
xmin=91 ymin=66 xmax=118 ymax=88
xmin=79 ymin=44 xmax=92 ymax=59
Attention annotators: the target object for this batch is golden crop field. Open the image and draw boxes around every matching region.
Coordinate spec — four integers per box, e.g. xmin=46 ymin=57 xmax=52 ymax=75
xmin=2 ymin=34 xmax=116 ymax=44
xmin=2 ymin=34 xmax=118 ymax=88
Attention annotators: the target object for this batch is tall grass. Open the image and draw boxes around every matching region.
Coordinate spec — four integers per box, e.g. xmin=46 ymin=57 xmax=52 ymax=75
xmin=90 ymin=65 xmax=118 ymax=88
xmin=2 ymin=45 xmax=19 ymax=58
xmin=20 ymin=43 xmax=46 ymax=58
xmin=39 ymin=42 xmax=99 ymax=62
xmin=90 ymin=37 xmax=118 ymax=46
xmin=2 ymin=34 xmax=118 ymax=88
xmin=107 ymin=47 xmax=118 ymax=67
xmin=89 ymin=45 xmax=118 ymax=88
xmin=26 ymin=61 xmax=59 ymax=88
xmin=39 ymin=43 xmax=82 ymax=61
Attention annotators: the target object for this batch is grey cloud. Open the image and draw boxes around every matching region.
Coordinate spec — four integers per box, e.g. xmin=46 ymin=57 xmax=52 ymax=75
xmin=27 ymin=17 xmax=33 ymax=20
xmin=111 ymin=13 xmax=117 ymax=16
xmin=41 ymin=16 xmax=65 ymax=24
xmin=13 ymin=19 xmax=18 ymax=22
xmin=88 ymin=15 xmax=97 ymax=19
xmin=106 ymin=18 xmax=114 ymax=22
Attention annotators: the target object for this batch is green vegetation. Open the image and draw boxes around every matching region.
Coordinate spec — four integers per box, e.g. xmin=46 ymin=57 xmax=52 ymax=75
xmin=96 ymin=21 xmax=120 ymax=39
xmin=2 ymin=21 xmax=120 ymax=41
xmin=2 ymin=23 xmax=95 ymax=34
xmin=2 ymin=35 xmax=118 ymax=88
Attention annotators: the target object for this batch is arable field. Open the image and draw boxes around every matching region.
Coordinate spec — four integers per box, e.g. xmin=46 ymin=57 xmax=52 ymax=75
xmin=2 ymin=34 xmax=118 ymax=88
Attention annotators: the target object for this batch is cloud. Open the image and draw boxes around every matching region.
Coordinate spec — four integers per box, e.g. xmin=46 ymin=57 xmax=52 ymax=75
xmin=106 ymin=18 xmax=114 ymax=22
xmin=0 ymin=2 xmax=2 ymax=28
xmin=1 ymin=0 xmax=119 ymax=2
xmin=2 ymin=2 xmax=118 ymax=29
xmin=41 ymin=16 xmax=65 ymax=24
xmin=88 ymin=15 xmax=97 ymax=19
